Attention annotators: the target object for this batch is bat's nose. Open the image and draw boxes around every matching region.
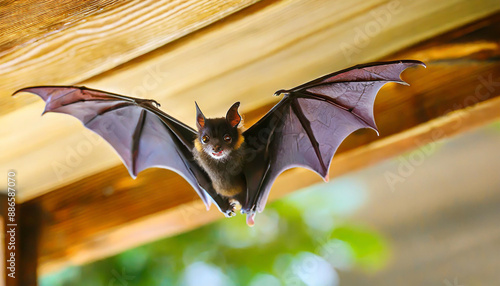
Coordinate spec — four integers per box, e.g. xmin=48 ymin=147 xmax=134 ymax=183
xmin=213 ymin=145 xmax=222 ymax=152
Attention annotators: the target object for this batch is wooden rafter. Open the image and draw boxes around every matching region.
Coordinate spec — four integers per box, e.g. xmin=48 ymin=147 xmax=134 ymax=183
xmin=3 ymin=0 xmax=500 ymax=202
xmin=1 ymin=0 xmax=500 ymax=279
xmin=23 ymin=13 xmax=500 ymax=274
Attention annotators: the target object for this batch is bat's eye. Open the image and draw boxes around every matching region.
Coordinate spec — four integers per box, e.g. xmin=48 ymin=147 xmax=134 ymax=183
xmin=201 ymin=135 xmax=210 ymax=144
xmin=223 ymin=134 xmax=232 ymax=143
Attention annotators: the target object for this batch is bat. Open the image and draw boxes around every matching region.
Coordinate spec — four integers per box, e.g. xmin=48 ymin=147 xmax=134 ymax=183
xmin=14 ymin=60 xmax=424 ymax=226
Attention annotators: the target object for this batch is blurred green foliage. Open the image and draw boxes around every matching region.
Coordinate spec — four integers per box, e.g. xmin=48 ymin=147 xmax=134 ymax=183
xmin=41 ymin=178 xmax=388 ymax=286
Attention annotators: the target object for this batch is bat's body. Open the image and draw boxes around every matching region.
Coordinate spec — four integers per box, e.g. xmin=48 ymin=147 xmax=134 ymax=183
xmin=192 ymin=108 xmax=248 ymax=207
xmin=14 ymin=60 xmax=424 ymax=226
xmin=193 ymin=137 xmax=247 ymax=199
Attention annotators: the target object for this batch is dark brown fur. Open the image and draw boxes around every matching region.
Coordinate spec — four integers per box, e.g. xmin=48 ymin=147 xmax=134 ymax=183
xmin=192 ymin=103 xmax=247 ymax=200
xmin=193 ymin=137 xmax=246 ymax=197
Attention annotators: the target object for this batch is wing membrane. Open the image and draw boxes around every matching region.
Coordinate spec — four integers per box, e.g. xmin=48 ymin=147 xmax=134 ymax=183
xmin=243 ymin=60 xmax=424 ymax=214
xmin=16 ymin=86 xmax=212 ymax=208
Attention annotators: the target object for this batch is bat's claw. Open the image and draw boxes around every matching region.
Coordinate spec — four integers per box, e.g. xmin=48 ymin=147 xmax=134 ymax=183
xmin=222 ymin=200 xmax=246 ymax=218
xmin=273 ymin=89 xmax=290 ymax=97
xmin=136 ymin=98 xmax=161 ymax=108
xmin=223 ymin=209 xmax=236 ymax=217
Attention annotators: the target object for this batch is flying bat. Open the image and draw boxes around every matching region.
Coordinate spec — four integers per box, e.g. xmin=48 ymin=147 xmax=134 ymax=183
xmin=14 ymin=60 xmax=424 ymax=226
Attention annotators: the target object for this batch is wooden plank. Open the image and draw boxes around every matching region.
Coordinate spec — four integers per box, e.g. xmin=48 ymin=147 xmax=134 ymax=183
xmin=30 ymin=12 xmax=500 ymax=274
xmin=0 ymin=191 xmax=41 ymax=285
xmin=1 ymin=1 xmax=500 ymax=273
xmin=0 ymin=0 xmax=260 ymax=113
xmin=4 ymin=0 xmax=500 ymax=202
xmin=0 ymin=195 xmax=14 ymax=286
xmin=0 ymin=1 xmax=128 ymax=54
xmin=17 ymin=203 xmax=41 ymax=286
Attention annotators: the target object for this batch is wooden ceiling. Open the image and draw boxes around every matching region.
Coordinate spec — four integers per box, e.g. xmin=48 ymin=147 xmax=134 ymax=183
xmin=1 ymin=0 xmax=500 ymax=277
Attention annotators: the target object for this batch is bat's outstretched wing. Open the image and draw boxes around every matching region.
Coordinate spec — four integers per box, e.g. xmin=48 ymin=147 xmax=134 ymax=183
xmin=242 ymin=60 xmax=425 ymax=220
xmin=14 ymin=86 xmax=219 ymax=210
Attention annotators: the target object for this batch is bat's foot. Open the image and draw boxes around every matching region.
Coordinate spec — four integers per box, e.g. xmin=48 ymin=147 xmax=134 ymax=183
xmin=215 ymin=197 xmax=237 ymax=217
xmin=229 ymin=199 xmax=242 ymax=212
xmin=222 ymin=199 xmax=242 ymax=217
xmin=223 ymin=209 xmax=236 ymax=217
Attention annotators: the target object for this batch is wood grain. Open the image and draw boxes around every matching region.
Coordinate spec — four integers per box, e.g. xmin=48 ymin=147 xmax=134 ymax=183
xmin=0 ymin=194 xmax=42 ymax=285
xmin=29 ymin=12 xmax=500 ymax=274
xmin=0 ymin=0 xmax=260 ymax=112
xmin=3 ymin=0 xmax=500 ymax=202
xmin=2 ymin=1 xmax=500 ymax=276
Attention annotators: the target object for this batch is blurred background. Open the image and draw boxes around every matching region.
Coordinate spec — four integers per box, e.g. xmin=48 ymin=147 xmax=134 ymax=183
xmin=39 ymin=122 xmax=500 ymax=285
xmin=1 ymin=0 xmax=499 ymax=285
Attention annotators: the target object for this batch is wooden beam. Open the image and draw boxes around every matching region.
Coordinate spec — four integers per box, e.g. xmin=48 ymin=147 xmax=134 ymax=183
xmin=17 ymin=203 xmax=41 ymax=286
xmin=0 ymin=193 xmax=42 ymax=285
xmin=2 ymin=0 xmax=500 ymax=276
xmin=3 ymin=0 xmax=500 ymax=202
xmin=0 ymin=0 xmax=260 ymax=112
xmin=0 ymin=195 xmax=15 ymax=286
xmin=29 ymin=12 xmax=500 ymax=274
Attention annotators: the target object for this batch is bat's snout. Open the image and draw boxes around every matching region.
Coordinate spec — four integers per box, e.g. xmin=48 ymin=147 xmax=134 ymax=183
xmin=213 ymin=145 xmax=222 ymax=152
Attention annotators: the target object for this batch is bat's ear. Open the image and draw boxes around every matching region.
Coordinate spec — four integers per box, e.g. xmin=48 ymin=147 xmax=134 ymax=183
xmin=195 ymin=102 xmax=206 ymax=130
xmin=226 ymin=102 xmax=241 ymax=128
